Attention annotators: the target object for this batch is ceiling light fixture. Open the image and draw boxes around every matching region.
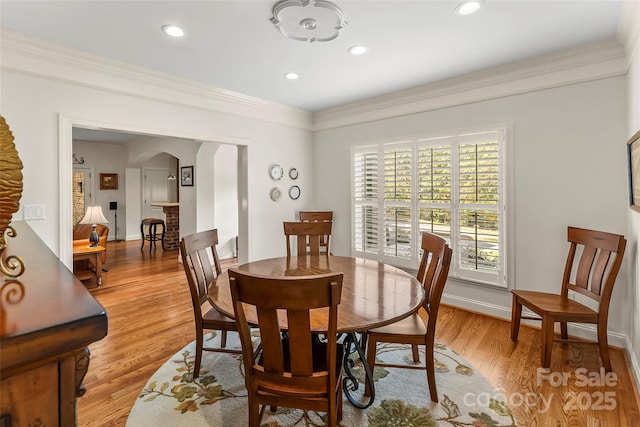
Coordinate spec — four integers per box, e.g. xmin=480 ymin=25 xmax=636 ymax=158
xmin=348 ymin=45 xmax=368 ymax=55
xmin=455 ymin=1 xmax=481 ymax=16
xmin=285 ymin=72 xmax=299 ymax=80
xmin=161 ymin=24 xmax=185 ymax=37
xmin=270 ymin=0 xmax=347 ymax=43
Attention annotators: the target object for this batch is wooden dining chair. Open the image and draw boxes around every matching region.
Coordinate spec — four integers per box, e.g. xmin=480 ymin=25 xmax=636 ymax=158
xmin=283 ymin=221 xmax=333 ymax=257
xmin=511 ymin=226 xmax=626 ymax=371
xmin=228 ymin=269 xmax=344 ymax=427
xmin=299 ymin=211 xmax=333 ymax=222
xmin=180 ymin=229 xmax=241 ymax=378
xmin=299 ymin=211 xmax=333 ymax=253
xmin=364 ymin=232 xmax=452 ymax=402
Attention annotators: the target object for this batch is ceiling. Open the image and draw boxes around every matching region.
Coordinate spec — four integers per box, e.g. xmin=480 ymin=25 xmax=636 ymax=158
xmin=0 ymin=0 xmax=626 ymax=115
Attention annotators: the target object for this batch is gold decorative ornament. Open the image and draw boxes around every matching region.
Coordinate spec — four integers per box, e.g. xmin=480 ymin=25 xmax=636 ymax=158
xmin=0 ymin=115 xmax=25 ymax=278
xmin=0 ymin=280 xmax=25 ymax=335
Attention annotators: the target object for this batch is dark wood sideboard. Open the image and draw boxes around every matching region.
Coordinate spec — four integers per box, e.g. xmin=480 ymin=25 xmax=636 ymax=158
xmin=1 ymin=221 xmax=108 ymax=426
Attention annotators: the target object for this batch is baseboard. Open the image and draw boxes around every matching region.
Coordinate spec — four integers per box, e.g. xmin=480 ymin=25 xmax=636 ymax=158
xmin=441 ymin=292 xmax=513 ymax=321
xmin=623 ymin=336 xmax=640 ymax=410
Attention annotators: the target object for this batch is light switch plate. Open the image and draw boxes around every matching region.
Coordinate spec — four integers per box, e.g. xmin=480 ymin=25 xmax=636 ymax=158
xmin=23 ymin=204 xmax=45 ymax=220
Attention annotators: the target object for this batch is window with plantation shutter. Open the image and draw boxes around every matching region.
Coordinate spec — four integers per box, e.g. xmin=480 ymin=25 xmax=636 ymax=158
xmin=354 ymin=151 xmax=379 ymax=255
xmin=352 ymin=128 xmax=509 ymax=288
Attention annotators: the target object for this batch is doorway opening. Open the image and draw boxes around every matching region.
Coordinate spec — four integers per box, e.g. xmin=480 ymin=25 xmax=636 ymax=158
xmin=61 ymin=117 xmax=249 ymax=270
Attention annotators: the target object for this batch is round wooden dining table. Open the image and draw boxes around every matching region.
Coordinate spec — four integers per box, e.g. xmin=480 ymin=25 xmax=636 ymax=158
xmin=208 ymin=255 xmax=424 ymax=408
xmin=209 ymin=255 xmax=423 ymax=332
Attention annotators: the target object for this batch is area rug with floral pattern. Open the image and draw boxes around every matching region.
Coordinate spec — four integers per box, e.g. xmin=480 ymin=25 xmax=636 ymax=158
xmin=127 ymin=332 xmax=516 ymax=426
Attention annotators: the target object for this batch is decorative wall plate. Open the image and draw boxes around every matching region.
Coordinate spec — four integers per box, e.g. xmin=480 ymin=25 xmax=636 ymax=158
xmin=289 ymin=167 xmax=299 ymax=180
xmin=269 ymin=164 xmax=284 ymax=181
xmin=289 ymin=185 xmax=301 ymax=200
xmin=270 ymin=187 xmax=282 ymax=202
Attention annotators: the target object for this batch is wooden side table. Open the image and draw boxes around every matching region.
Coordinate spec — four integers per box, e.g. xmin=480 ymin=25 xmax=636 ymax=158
xmin=73 ymin=242 xmax=106 ymax=286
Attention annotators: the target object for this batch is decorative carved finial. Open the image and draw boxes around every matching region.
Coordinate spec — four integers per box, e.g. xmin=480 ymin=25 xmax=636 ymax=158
xmin=0 ymin=115 xmax=25 ymax=278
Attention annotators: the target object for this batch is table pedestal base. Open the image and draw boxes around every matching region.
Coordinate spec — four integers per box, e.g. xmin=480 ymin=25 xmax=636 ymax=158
xmin=342 ymin=332 xmax=375 ymax=409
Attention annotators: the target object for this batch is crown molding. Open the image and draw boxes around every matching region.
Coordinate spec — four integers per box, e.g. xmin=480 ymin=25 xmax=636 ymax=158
xmin=618 ymin=0 xmax=640 ymax=66
xmin=1 ymin=29 xmax=629 ymax=134
xmin=0 ymin=29 xmax=313 ymax=131
xmin=313 ymin=38 xmax=628 ymax=131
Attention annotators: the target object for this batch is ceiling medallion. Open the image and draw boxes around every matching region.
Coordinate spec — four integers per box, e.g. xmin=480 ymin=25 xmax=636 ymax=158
xmin=270 ymin=0 xmax=348 ymax=43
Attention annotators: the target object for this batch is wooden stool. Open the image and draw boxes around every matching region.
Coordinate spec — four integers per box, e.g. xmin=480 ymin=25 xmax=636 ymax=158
xmin=141 ymin=218 xmax=166 ymax=251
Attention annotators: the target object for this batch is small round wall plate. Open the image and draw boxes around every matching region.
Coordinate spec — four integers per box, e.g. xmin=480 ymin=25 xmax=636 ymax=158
xmin=269 ymin=164 xmax=284 ymax=181
xmin=270 ymin=187 xmax=282 ymax=201
xmin=289 ymin=185 xmax=301 ymax=200
xmin=289 ymin=167 xmax=299 ymax=180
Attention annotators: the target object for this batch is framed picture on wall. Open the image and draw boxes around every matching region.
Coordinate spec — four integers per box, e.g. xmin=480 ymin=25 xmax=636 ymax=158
xmin=100 ymin=173 xmax=118 ymax=190
xmin=181 ymin=166 xmax=194 ymax=187
xmin=628 ymin=129 xmax=640 ymax=212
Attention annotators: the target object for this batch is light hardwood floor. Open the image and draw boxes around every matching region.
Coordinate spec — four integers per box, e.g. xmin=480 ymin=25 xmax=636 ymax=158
xmin=77 ymin=239 xmax=640 ymax=426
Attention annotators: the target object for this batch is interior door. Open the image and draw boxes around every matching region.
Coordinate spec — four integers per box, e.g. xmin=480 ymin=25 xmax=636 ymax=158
xmin=143 ymin=168 xmax=171 ymax=219
xmin=72 ymin=167 xmax=93 ymax=225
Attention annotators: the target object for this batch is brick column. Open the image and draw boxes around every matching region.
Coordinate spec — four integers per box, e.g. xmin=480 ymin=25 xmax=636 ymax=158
xmin=162 ymin=205 xmax=180 ymax=250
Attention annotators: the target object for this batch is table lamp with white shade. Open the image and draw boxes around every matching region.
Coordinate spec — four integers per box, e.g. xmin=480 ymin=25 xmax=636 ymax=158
xmin=79 ymin=205 xmax=109 ymax=247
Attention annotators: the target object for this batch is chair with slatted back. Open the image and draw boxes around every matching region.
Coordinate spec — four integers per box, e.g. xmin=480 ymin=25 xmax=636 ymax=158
xmin=180 ymin=229 xmax=241 ymax=378
xmin=284 ymin=221 xmax=333 ymax=257
xmin=228 ymin=269 xmax=344 ymax=427
xmin=299 ymin=211 xmax=333 ymax=253
xmin=364 ymin=232 xmax=452 ymax=402
xmin=510 ymin=226 xmax=626 ymax=371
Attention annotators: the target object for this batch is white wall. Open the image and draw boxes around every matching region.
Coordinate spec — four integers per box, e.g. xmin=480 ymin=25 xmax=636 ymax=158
xmin=625 ymin=2 xmax=640 ymax=388
xmin=213 ymin=144 xmax=239 ymax=260
xmin=314 ymin=77 xmax=629 ymax=341
xmin=1 ymin=68 xmax=314 ymax=265
xmin=125 ymin=167 xmax=142 ymax=242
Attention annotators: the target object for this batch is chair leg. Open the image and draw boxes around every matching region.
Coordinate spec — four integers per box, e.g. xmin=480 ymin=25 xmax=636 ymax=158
xmin=328 ymin=390 xmax=337 ymax=427
xmin=359 ymin=331 xmax=368 ymax=353
xmin=364 ymin=334 xmax=377 ymax=397
xmin=597 ymin=321 xmax=612 ymax=372
xmin=426 ymin=337 xmax=438 ymax=402
xmin=560 ymin=322 xmax=568 ymax=340
xmin=337 ymin=380 xmax=343 ymax=421
xmin=149 ymin=223 xmax=156 ymax=252
xmin=194 ymin=331 xmax=204 ymax=378
xmin=161 ymin=223 xmax=166 ymax=250
xmin=221 ymin=330 xmax=228 ymax=348
xmin=541 ymin=315 xmax=554 ymax=369
xmin=248 ymin=399 xmax=260 ymax=427
xmin=510 ymin=294 xmax=522 ymax=342
xmin=140 ymin=223 xmax=145 ymax=250
xmin=411 ymin=344 xmax=420 ymax=363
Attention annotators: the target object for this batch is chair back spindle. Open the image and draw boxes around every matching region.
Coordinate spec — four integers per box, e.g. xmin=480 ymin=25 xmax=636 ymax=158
xmin=284 ymin=221 xmax=333 ymax=257
xmin=299 ymin=211 xmax=333 ymax=252
xmin=562 ymin=227 xmax=626 ymax=304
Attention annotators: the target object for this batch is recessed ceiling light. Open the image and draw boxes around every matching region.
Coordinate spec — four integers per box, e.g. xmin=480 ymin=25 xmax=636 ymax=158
xmin=348 ymin=45 xmax=368 ymax=55
xmin=285 ymin=72 xmax=299 ymax=80
xmin=455 ymin=1 xmax=481 ymax=16
xmin=161 ymin=25 xmax=185 ymax=37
